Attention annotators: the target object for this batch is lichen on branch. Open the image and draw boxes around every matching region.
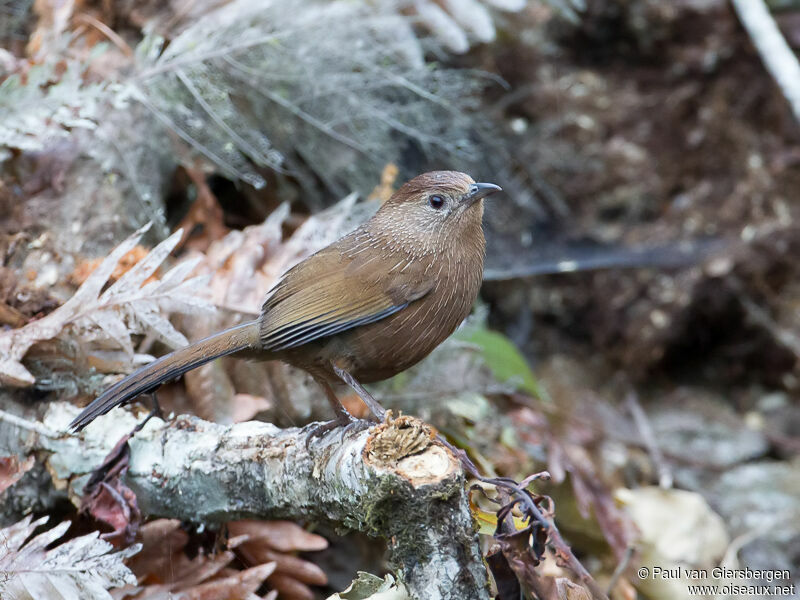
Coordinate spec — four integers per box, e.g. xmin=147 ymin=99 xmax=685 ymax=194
xmin=6 ymin=403 xmax=489 ymax=600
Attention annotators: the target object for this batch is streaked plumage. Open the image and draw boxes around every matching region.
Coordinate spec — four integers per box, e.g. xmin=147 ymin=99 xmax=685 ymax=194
xmin=70 ymin=171 xmax=500 ymax=431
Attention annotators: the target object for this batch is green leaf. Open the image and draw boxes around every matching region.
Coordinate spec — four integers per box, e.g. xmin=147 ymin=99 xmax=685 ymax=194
xmin=455 ymin=327 xmax=545 ymax=400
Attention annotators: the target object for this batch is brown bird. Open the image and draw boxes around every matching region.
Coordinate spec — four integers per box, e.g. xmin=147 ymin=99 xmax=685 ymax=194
xmin=70 ymin=171 xmax=501 ymax=431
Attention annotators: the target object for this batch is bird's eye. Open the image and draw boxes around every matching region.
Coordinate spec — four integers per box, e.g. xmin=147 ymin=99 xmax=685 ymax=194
xmin=428 ymin=195 xmax=445 ymax=210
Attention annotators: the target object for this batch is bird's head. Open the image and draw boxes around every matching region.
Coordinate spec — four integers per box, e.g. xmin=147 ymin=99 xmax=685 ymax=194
xmin=371 ymin=171 xmax=501 ymax=253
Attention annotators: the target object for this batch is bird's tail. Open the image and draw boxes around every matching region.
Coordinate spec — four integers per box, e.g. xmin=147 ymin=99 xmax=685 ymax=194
xmin=70 ymin=321 xmax=261 ymax=431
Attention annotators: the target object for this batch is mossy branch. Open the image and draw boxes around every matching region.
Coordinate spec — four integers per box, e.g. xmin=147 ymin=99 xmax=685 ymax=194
xmin=1 ymin=403 xmax=489 ymax=600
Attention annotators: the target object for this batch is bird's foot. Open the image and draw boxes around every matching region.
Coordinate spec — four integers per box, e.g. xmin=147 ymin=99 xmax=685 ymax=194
xmin=305 ymin=412 xmax=374 ymax=449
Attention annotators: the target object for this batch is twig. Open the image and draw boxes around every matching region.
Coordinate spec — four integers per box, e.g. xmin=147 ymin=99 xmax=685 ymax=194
xmin=438 ymin=435 xmax=610 ymax=600
xmin=75 ymin=13 xmax=134 ymax=56
xmin=732 ymin=0 xmax=800 ymax=123
xmin=739 ymin=293 xmax=800 ymax=359
xmin=605 ymin=544 xmax=635 ymax=596
xmin=0 ymin=408 xmax=59 ymax=438
xmin=624 ymin=392 xmax=673 ymax=489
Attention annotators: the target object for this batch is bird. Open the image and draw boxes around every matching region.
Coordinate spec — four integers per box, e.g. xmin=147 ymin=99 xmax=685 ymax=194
xmin=69 ymin=171 xmax=501 ymax=432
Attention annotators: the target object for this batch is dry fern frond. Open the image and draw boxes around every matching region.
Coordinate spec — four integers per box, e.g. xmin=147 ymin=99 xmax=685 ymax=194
xmin=411 ymin=0 xmax=585 ymax=53
xmin=0 ymin=224 xmax=214 ymax=386
xmin=0 ymin=515 xmax=140 ymax=600
xmin=188 ymin=190 xmax=368 ymax=318
xmin=125 ymin=0 xmax=482 ymax=197
xmin=0 ymin=56 xmax=112 ymax=161
xmin=1 ymin=0 xmax=519 ymax=214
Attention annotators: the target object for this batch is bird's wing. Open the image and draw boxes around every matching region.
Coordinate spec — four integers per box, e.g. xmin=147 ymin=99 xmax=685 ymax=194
xmin=259 ymin=242 xmax=433 ymax=351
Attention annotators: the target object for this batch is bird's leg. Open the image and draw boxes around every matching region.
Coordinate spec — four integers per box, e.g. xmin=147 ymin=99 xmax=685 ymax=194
xmin=332 ymin=365 xmax=387 ymax=421
xmin=306 ymin=378 xmax=363 ymax=444
xmin=315 ymin=378 xmax=352 ymax=422
xmin=110 ymin=391 xmax=163 ymax=440
xmin=125 ymin=391 xmax=164 ymax=437
xmin=144 ymin=391 xmax=163 ymax=422
xmin=306 ymin=377 xmax=370 ymax=446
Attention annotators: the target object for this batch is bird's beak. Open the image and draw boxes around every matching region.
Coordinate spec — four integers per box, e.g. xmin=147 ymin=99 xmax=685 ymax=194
xmin=464 ymin=182 xmax=502 ymax=205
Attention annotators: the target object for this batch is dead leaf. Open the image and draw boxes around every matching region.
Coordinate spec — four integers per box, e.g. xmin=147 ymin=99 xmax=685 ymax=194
xmin=0 ymin=300 xmax=27 ymax=327
xmin=87 ymin=481 xmax=141 ymax=547
xmin=367 ymin=163 xmax=399 ymax=203
xmin=0 ymin=455 xmax=35 ymax=494
xmin=120 ymin=519 xmax=278 ymax=600
xmin=81 ymin=429 xmax=142 ymax=547
xmin=175 ymin=168 xmax=231 ymax=253
xmin=266 ymin=572 xmax=314 ymax=600
xmin=0 ymin=265 xmax=60 ymax=322
xmin=124 ymin=519 xmax=189 ymax=584
xmin=0 ymin=224 xmax=214 ymax=386
xmin=228 ymin=520 xmax=328 ymax=599
xmin=238 ymin=547 xmax=326 ymax=586
xmin=227 ymin=520 xmax=328 ymax=554
xmin=512 ymin=406 xmax=637 ymax=561
xmin=172 ymin=562 xmax=276 ymax=600
xmin=231 ymin=393 xmax=274 ymax=423
xmin=26 ymin=0 xmax=75 ymax=59
xmin=71 ymin=246 xmax=151 ymax=287
xmin=555 ymin=577 xmax=592 ymax=600
xmin=486 ymin=545 xmax=522 ymax=600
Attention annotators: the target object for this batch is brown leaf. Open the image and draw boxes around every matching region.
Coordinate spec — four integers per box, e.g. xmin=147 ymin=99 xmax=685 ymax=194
xmin=175 ymin=168 xmax=231 ymax=254
xmin=0 ymin=455 xmax=34 ymax=495
xmin=129 ymin=530 xmax=239 ymax=593
xmin=71 ymin=246 xmax=152 ymax=286
xmin=0 ymin=300 xmax=26 ymax=328
xmin=0 ymin=265 xmax=60 ymax=322
xmin=26 ymin=0 xmax=75 ymax=59
xmin=184 ymin=358 xmax=236 ymax=422
xmin=555 ymin=577 xmax=592 ymax=600
xmin=88 ymin=480 xmax=141 ymax=546
xmin=266 ymin=572 xmax=315 ymax=600
xmin=199 ymin=207 xmax=288 ymax=314
xmin=499 ymin=545 xmax=558 ymax=600
xmin=513 ymin=405 xmax=637 ymax=562
xmin=237 ymin=546 xmax=326 ymax=586
xmin=126 ymin=519 xmax=189 ymax=584
xmin=123 ymin=519 xmax=287 ymax=600
xmin=82 ymin=431 xmax=141 ymax=546
xmin=179 ymin=562 xmax=276 ymax=600
xmin=231 ymin=393 xmax=273 ymax=423
xmin=228 ymin=520 xmax=327 ymax=599
xmin=172 ymin=551 xmax=238 ymax=589
xmin=367 ymin=163 xmax=399 ymax=203
xmin=227 ymin=520 xmax=328 ymax=553
xmin=554 ymin=434 xmax=636 ymax=561
xmin=486 ymin=545 xmax=522 ymax=600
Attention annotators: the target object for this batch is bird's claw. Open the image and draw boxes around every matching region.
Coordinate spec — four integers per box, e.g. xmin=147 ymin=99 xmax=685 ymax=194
xmin=305 ymin=413 xmax=375 ymax=449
